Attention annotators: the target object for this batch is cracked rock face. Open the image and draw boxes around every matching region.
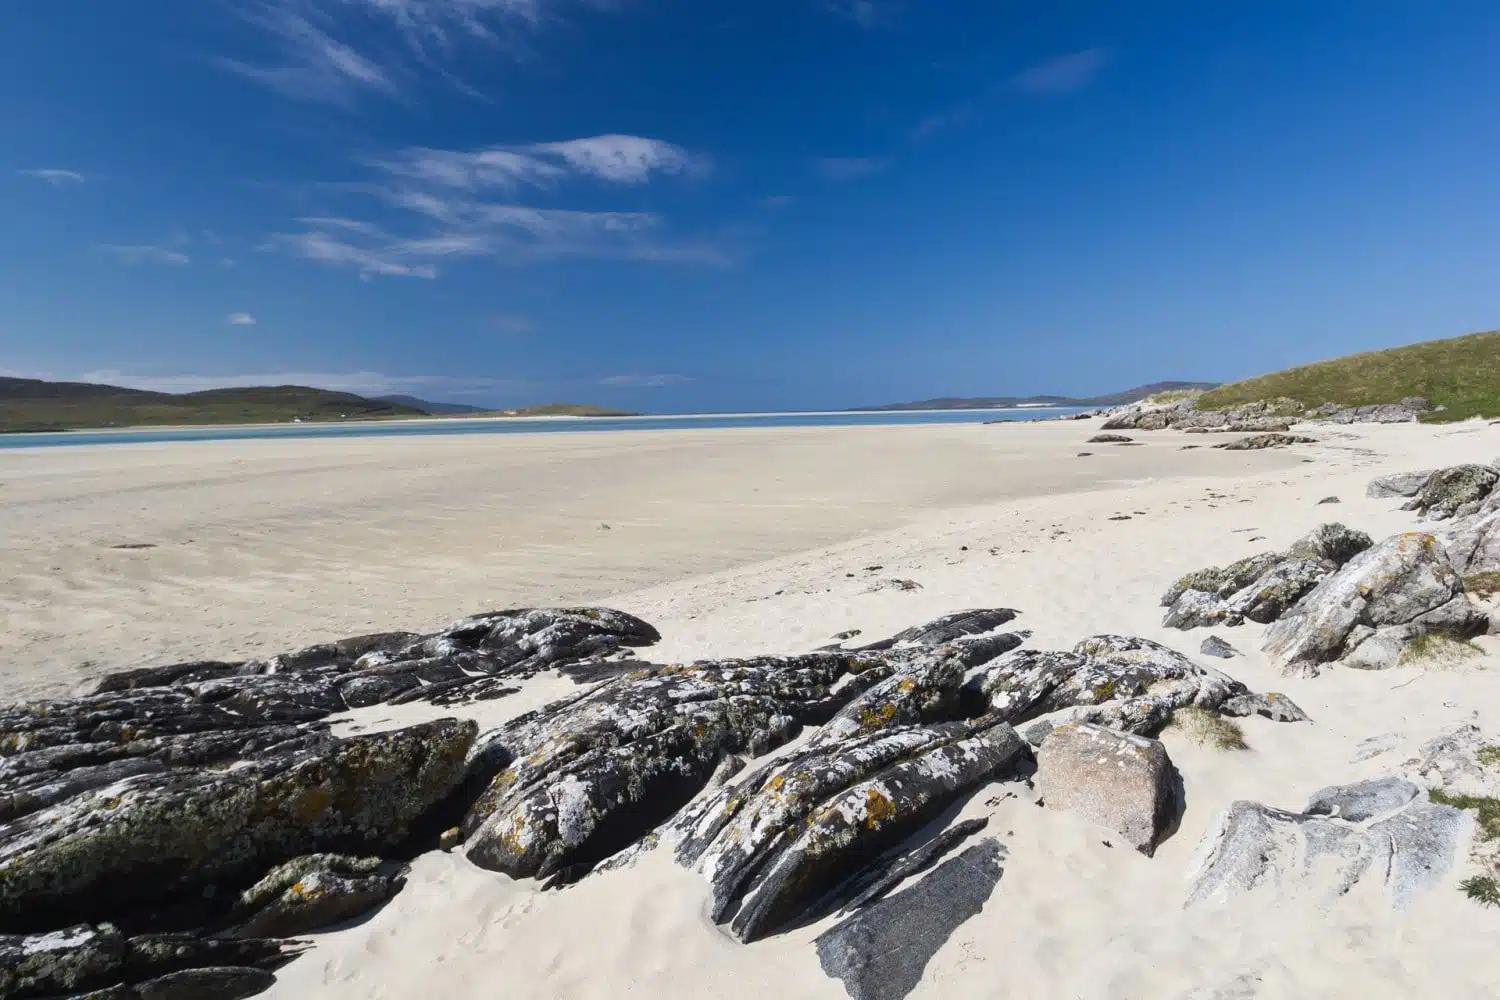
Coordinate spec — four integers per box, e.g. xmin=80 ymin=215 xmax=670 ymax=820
xmin=1161 ymin=524 xmax=1373 ymax=631
xmin=1186 ymin=781 xmax=1465 ymax=910
xmin=1262 ymin=532 xmax=1488 ymax=675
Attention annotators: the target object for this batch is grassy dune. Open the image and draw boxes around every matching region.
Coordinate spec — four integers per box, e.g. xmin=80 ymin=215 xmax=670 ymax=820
xmin=1198 ymin=330 xmax=1500 ymax=422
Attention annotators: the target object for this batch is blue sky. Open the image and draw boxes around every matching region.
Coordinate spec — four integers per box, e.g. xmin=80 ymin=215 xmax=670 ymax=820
xmin=4 ymin=2 xmax=1499 ymax=412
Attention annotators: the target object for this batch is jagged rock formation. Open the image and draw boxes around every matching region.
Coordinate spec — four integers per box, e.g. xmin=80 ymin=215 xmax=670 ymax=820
xmin=1036 ymin=723 xmax=1177 ymax=855
xmin=1213 ymin=433 xmax=1318 ymax=450
xmin=1264 ymin=532 xmax=1489 ymax=674
xmin=1367 ymin=461 xmax=1500 ymax=575
xmin=1186 ymin=777 xmax=1465 ymax=910
xmin=1100 ymin=395 xmax=1430 ymax=432
xmin=1161 ymin=523 xmax=1373 ymax=630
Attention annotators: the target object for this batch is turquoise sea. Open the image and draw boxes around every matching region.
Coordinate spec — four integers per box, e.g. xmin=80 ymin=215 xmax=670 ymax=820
xmin=0 ymin=407 xmax=1090 ymax=450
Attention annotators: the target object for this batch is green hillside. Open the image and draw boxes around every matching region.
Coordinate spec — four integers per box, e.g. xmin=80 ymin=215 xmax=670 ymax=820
xmin=0 ymin=377 xmax=427 ymax=432
xmin=1198 ymin=330 xmax=1500 ymax=422
xmin=504 ymin=402 xmax=639 ymax=417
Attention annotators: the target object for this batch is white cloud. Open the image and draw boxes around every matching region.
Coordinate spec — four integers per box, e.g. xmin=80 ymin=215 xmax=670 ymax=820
xmin=226 ymin=312 xmax=257 ymax=325
xmin=1012 ymin=48 xmax=1110 ymax=94
xmin=18 ymin=168 xmax=85 ymax=186
xmin=77 ymin=369 xmax=526 ymax=396
xmin=599 ymin=373 xmax=691 ymax=388
xmin=374 ymin=135 xmax=705 ymax=191
xmin=96 ymin=244 xmax=191 ymax=266
xmin=814 ymin=156 xmax=890 ymax=182
xmin=219 ymin=4 xmax=399 ymax=106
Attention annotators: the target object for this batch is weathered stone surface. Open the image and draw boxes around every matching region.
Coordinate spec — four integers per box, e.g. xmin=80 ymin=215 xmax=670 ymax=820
xmin=1443 ymin=501 xmax=1500 ymax=575
xmin=726 ymin=723 xmax=1027 ymax=941
xmin=1214 ymin=433 xmax=1317 ymax=450
xmin=1401 ymin=464 xmax=1500 ymax=521
xmin=829 ymin=818 xmax=991 ymax=916
xmin=1401 ymin=724 xmax=1500 ymax=797
xmin=850 ymin=609 xmax=1020 ymax=651
xmin=1199 ymin=636 xmax=1238 ymax=659
xmin=1368 ymin=470 xmax=1435 ymax=498
xmin=1036 ymin=723 xmax=1177 ymax=855
xmin=226 ymin=854 xmax=405 ymax=938
xmin=1219 ymin=692 xmax=1310 ymax=723
xmin=815 ymin=839 xmax=1005 ymax=1000
xmin=1263 ymin=532 xmax=1485 ymax=675
xmin=1186 ymin=788 xmax=1464 ymax=910
xmin=1304 ymin=777 xmax=1419 ymax=823
xmin=1088 ymin=433 xmax=1133 ymax=443
xmin=0 ymin=718 xmax=476 ymax=931
xmin=961 ymin=635 xmax=1264 ymax=736
xmin=1161 ymin=525 xmax=1372 ymax=632
xmin=89 ymin=965 xmax=279 ymax=1000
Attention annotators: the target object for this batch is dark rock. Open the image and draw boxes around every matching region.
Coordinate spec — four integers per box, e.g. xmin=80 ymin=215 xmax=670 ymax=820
xmin=88 ymin=966 xmax=278 ymax=1000
xmin=0 ymin=718 xmax=476 ymax=931
xmin=1087 ymin=434 xmax=1133 ymax=443
xmin=1214 ymin=434 xmax=1317 ymax=451
xmin=1199 ymin=636 xmax=1238 ymax=658
xmin=1219 ymin=692 xmax=1310 ymax=723
xmin=1401 ymin=465 xmax=1500 ymax=521
xmin=225 ymin=854 xmax=405 ymax=938
xmin=1318 ymin=496 xmax=1340 ymax=504
xmin=829 ymin=818 xmax=991 ymax=916
xmin=815 ymin=839 xmax=1005 ymax=1000
xmin=852 ymin=609 xmax=1020 ymax=652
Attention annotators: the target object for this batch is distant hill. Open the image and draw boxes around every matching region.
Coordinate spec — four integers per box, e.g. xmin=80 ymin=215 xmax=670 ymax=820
xmin=861 ymin=381 xmax=1220 ymax=411
xmin=0 ymin=376 xmax=425 ymax=432
xmin=500 ymin=402 xmax=640 ymax=417
xmin=1197 ymin=330 xmax=1500 ymax=422
xmin=377 ymin=394 xmax=490 ymax=415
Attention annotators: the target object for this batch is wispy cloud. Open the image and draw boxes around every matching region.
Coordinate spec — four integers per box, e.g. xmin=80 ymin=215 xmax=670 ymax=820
xmin=376 ymin=135 xmax=706 ymax=190
xmin=268 ymin=134 xmax=729 ymax=278
xmin=822 ymin=0 xmax=892 ymax=28
xmin=599 ymin=373 xmax=692 ymax=388
xmin=78 ymin=369 xmax=527 ymax=396
xmin=1012 ymin=48 xmax=1110 ymax=94
xmin=222 ymin=1 xmax=620 ymax=105
xmin=490 ymin=313 xmax=533 ymax=335
xmin=218 ymin=3 xmax=399 ymax=107
xmin=814 ymin=156 xmax=890 ymax=182
xmin=18 ymin=168 xmax=85 ymax=186
xmin=96 ymin=244 xmax=191 ymax=266
xmin=225 ymin=312 xmax=257 ymax=325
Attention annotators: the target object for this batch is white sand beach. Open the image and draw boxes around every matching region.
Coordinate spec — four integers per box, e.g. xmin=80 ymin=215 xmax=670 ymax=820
xmin=4 ymin=417 xmax=1499 ymax=999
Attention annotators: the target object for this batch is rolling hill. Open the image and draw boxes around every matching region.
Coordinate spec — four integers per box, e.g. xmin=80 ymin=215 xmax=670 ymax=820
xmin=376 ymin=394 xmax=491 ymax=415
xmin=0 ymin=377 xmax=426 ymax=433
xmin=1197 ymin=330 xmax=1500 ymax=422
xmin=862 ymin=381 xmax=1220 ymax=411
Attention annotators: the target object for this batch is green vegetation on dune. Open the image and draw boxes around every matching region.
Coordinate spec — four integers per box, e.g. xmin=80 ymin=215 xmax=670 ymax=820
xmin=0 ymin=377 xmax=426 ymax=432
xmin=502 ymin=402 xmax=640 ymax=417
xmin=1197 ymin=330 xmax=1500 ymax=422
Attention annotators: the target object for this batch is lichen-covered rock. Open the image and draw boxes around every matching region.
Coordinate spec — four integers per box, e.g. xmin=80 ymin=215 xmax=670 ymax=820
xmin=1443 ymin=500 xmax=1500 ymax=575
xmin=1199 ymin=636 xmax=1237 ymax=659
xmin=1035 ymin=723 xmax=1177 ymax=855
xmin=1186 ymin=787 xmax=1465 ymax=910
xmin=1219 ymin=692 xmax=1310 ymax=723
xmin=1304 ymin=777 xmax=1419 ymax=823
xmin=1160 ymin=525 xmax=1372 ymax=632
xmin=1401 ymin=724 xmax=1500 ymax=798
xmin=1263 ymin=532 xmax=1486 ymax=675
xmin=815 ymin=839 xmax=1006 ymax=1000
xmin=0 ymin=718 xmax=476 ymax=931
xmin=850 ymin=609 xmax=1020 ymax=651
xmin=1213 ymin=433 xmax=1317 ymax=450
xmin=1401 ymin=464 xmax=1500 ymax=521
xmin=1367 ymin=470 xmax=1435 ymax=499
xmin=226 ymin=854 xmax=405 ymax=938
xmin=961 ymin=635 xmax=1261 ymax=736
xmin=87 ymin=965 xmax=278 ymax=1000
xmin=726 ymin=723 xmax=1028 ymax=942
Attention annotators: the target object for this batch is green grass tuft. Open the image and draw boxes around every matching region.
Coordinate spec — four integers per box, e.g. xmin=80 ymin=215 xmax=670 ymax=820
xmin=1459 ymin=875 xmax=1500 ymax=907
xmin=1165 ymin=706 xmax=1248 ymax=751
xmin=1196 ymin=329 xmax=1500 ymax=423
xmin=1398 ymin=632 xmax=1483 ymax=669
xmin=1428 ymin=788 xmax=1500 ymax=843
xmin=1464 ymin=572 xmax=1500 ymax=599
xmin=1478 ymin=746 xmax=1500 ymax=768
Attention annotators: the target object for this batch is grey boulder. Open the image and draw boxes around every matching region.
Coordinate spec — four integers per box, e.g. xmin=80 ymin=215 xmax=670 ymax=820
xmin=1035 ymin=723 xmax=1177 ymax=855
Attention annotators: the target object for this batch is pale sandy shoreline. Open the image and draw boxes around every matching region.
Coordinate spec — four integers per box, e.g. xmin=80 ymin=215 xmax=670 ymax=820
xmin=4 ymin=417 xmax=1500 ymax=999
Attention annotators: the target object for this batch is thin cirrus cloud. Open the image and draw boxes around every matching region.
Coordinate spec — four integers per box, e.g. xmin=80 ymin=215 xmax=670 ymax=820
xmin=96 ymin=244 xmax=191 ymax=266
xmin=220 ymin=0 xmax=619 ymax=105
xmin=267 ymin=134 xmax=729 ymax=279
xmin=814 ymin=156 xmax=891 ymax=182
xmin=18 ymin=168 xmax=85 ymax=186
xmin=225 ymin=312 xmax=257 ymax=325
xmin=1011 ymin=48 xmax=1111 ymax=94
xmin=599 ymin=374 xmax=692 ymax=388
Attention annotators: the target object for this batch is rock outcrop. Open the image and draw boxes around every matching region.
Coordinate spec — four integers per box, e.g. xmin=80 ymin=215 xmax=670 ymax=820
xmin=1099 ymin=395 xmax=1430 ymax=432
xmin=1186 ymin=780 xmax=1464 ymax=910
xmin=1263 ymin=532 xmax=1488 ymax=674
xmin=1036 ymin=723 xmax=1177 ymax=854
xmin=1161 ymin=523 xmax=1373 ymax=630
xmin=1213 ymin=433 xmax=1318 ymax=450
xmin=1368 ymin=461 xmax=1500 ymax=575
